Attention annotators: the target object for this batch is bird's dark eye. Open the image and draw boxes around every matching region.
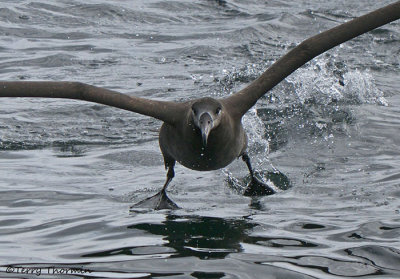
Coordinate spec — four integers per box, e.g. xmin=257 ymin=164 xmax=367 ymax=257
xmin=216 ymin=107 xmax=221 ymax=114
xmin=192 ymin=108 xmax=197 ymax=115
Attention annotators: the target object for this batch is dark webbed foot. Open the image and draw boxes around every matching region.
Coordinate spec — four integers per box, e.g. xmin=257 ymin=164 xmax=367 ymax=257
xmin=244 ymin=175 xmax=275 ymax=196
xmin=242 ymin=153 xmax=276 ymax=196
xmin=130 ymin=189 xmax=179 ymax=210
xmin=130 ymin=163 xmax=179 ymax=210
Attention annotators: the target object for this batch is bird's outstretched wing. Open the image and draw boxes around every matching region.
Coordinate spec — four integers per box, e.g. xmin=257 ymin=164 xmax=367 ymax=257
xmin=0 ymin=81 xmax=185 ymax=125
xmin=222 ymin=1 xmax=400 ymax=117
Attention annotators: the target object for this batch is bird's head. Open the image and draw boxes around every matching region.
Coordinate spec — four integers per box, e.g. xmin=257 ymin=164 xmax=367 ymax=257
xmin=190 ymin=98 xmax=223 ymax=147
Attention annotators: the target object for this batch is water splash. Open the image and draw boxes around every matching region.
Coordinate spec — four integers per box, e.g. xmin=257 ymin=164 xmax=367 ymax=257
xmin=218 ymin=53 xmax=387 ymax=193
xmin=342 ymin=70 xmax=388 ymax=106
xmin=242 ymin=107 xmax=270 ymax=167
xmin=286 ymin=55 xmax=387 ymax=106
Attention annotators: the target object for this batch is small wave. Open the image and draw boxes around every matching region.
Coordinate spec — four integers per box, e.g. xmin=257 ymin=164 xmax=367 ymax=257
xmin=0 ymin=54 xmax=78 ymax=69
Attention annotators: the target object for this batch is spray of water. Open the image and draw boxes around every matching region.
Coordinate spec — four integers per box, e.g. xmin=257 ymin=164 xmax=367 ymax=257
xmin=218 ymin=53 xmax=387 ymax=192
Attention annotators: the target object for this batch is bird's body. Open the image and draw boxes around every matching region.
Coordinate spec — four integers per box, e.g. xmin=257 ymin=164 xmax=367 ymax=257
xmin=0 ymin=1 xmax=399 ymax=209
xmin=159 ymin=98 xmax=247 ymax=171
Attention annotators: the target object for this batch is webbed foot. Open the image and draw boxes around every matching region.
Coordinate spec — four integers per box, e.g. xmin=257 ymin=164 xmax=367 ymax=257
xmin=244 ymin=176 xmax=275 ymax=196
xmin=242 ymin=153 xmax=277 ymax=196
xmin=130 ymin=189 xmax=180 ymax=210
xmin=131 ymin=163 xmax=179 ymax=211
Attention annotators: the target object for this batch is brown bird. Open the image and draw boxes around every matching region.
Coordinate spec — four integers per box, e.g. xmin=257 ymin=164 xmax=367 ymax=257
xmin=1 ymin=2 xmax=399 ymax=210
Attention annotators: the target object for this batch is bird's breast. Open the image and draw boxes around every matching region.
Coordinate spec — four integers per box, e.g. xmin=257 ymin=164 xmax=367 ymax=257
xmin=159 ymin=122 xmax=245 ymax=171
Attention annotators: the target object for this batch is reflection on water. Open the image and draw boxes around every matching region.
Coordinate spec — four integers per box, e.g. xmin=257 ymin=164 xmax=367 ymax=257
xmin=3 ymin=214 xmax=398 ymax=278
xmin=84 ymin=215 xmax=254 ymax=260
xmin=0 ymin=0 xmax=399 ymax=278
xmin=130 ymin=215 xmax=254 ymax=260
xmin=0 ymin=199 xmax=400 ymax=278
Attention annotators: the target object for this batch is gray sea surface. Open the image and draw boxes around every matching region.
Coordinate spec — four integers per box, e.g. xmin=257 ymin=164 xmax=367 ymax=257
xmin=0 ymin=0 xmax=399 ymax=278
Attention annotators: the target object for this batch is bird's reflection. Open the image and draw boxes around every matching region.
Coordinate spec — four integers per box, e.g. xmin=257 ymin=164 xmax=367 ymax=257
xmin=129 ymin=215 xmax=255 ymax=259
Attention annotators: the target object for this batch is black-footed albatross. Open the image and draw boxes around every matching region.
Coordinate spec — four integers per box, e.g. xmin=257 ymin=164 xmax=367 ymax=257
xmin=1 ymin=2 xmax=399 ymax=210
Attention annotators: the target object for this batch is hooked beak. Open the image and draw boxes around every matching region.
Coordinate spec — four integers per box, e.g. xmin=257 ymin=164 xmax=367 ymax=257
xmin=199 ymin=112 xmax=213 ymax=147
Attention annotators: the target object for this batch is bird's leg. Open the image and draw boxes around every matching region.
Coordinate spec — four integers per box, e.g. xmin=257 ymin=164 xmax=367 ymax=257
xmin=242 ymin=153 xmax=275 ymax=196
xmin=130 ymin=165 xmax=180 ymax=210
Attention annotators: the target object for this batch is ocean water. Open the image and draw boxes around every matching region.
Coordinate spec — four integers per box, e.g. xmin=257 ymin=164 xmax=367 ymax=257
xmin=0 ymin=0 xmax=399 ymax=278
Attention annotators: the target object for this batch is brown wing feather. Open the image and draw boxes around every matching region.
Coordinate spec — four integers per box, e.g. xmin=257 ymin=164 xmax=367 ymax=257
xmin=0 ymin=81 xmax=184 ymax=125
